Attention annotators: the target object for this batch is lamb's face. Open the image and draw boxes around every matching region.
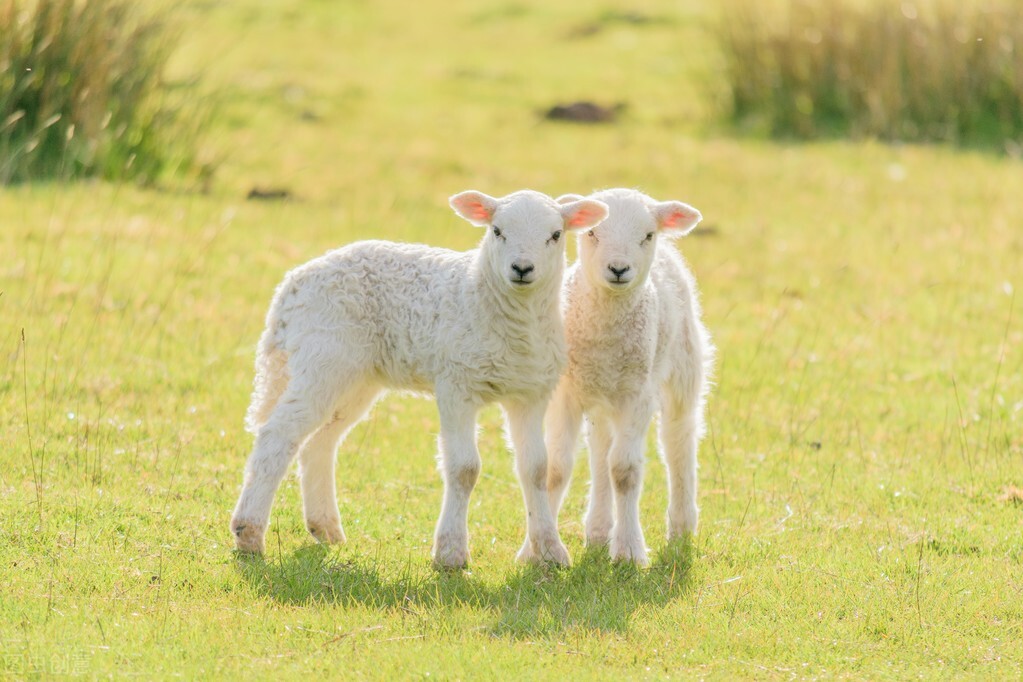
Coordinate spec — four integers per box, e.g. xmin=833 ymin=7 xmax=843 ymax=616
xmin=579 ymin=194 xmax=659 ymax=292
xmin=573 ymin=189 xmax=702 ymax=293
xmin=449 ymin=190 xmax=608 ymax=291
xmin=485 ymin=194 xmax=571 ymax=289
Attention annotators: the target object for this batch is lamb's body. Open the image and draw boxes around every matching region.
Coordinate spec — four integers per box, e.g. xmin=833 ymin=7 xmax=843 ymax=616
xmin=545 ymin=188 xmax=713 ymax=566
xmin=249 ymin=241 xmax=565 ymax=419
xmin=231 ymin=190 xmax=608 ymax=568
xmin=561 ymin=247 xmax=704 ymax=413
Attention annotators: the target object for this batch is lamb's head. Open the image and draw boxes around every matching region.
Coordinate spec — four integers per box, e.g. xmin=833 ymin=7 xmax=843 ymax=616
xmin=563 ymin=188 xmax=701 ymax=293
xmin=450 ymin=189 xmax=608 ymax=291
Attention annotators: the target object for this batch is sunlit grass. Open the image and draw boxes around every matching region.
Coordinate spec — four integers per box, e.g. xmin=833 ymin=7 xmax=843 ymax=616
xmin=718 ymin=0 xmax=1023 ymax=150
xmin=1 ymin=0 xmax=1021 ymax=677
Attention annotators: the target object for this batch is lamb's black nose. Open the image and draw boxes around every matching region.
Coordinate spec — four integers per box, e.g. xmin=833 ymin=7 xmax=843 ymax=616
xmin=512 ymin=262 xmax=535 ymax=278
xmin=608 ymin=264 xmax=631 ymax=279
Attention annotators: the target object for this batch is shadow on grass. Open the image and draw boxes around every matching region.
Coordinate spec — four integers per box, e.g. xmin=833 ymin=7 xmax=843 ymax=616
xmin=235 ymin=540 xmax=696 ymax=637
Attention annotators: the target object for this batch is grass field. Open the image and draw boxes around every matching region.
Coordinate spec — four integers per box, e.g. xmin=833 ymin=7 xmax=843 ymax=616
xmin=2 ymin=0 xmax=1022 ymax=678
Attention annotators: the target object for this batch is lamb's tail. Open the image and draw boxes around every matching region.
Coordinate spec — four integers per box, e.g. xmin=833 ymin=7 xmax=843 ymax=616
xmin=244 ymin=292 xmax=290 ymax=435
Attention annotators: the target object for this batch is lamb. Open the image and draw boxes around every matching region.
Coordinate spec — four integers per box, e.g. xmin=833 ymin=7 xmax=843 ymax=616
xmin=544 ymin=188 xmax=714 ymax=566
xmin=229 ymin=189 xmax=609 ymax=569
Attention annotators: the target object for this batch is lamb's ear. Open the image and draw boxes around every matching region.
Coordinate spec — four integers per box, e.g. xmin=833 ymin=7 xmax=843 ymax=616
xmin=555 ymin=193 xmax=585 ymax=205
xmin=559 ymin=199 xmax=608 ymax=231
xmin=651 ymin=200 xmax=702 ymax=236
xmin=449 ymin=190 xmax=499 ymax=226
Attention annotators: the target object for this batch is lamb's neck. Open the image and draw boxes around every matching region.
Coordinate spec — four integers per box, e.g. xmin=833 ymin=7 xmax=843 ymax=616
xmin=578 ymin=271 xmax=646 ymax=316
xmin=477 ymin=260 xmax=563 ymax=345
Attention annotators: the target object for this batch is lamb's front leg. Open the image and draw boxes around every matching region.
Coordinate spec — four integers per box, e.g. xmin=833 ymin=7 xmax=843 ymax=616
xmin=432 ymin=395 xmax=481 ymax=570
xmin=517 ymin=386 xmax=581 ymax=560
xmin=607 ymin=402 xmax=654 ymax=567
xmin=505 ymin=400 xmax=571 ymax=566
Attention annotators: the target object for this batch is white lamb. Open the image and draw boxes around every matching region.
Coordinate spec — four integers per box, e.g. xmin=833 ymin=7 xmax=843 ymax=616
xmin=230 ymin=189 xmax=609 ymax=569
xmin=545 ymin=188 xmax=714 ymax=567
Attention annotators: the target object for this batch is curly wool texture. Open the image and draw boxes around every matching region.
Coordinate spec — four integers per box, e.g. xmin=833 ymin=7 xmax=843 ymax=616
xmin=246 ymin=239 xmax=567 ymax=432
xmin=231 ymin=189 xmax=610 ymax=567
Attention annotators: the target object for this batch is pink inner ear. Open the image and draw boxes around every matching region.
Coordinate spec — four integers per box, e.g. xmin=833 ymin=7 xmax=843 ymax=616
xmin=662 ymin=208 xmax=696 ymax=229
xmin=567 ymin=207 xmax=600 ymax=227
xmin=455 ymin=198 xmax=491 ymax=221
xmin=663 ymin=212 xmax=684 ymax=228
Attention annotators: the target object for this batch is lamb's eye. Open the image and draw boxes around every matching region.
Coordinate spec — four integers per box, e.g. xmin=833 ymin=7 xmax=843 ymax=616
xmin=643 ymin=232 xmax=655 ymax=243
xmin=493 ymin=226 xmax=502 ymax=238
xmin=587 ymin=229 xmax=598 ymax=242
xmin=550 ymin=230 xmax=562 ymax=243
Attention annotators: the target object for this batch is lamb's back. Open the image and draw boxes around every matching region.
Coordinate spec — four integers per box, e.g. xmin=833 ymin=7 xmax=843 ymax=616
xmin=272 ymin=241 xmax=476 ymax=385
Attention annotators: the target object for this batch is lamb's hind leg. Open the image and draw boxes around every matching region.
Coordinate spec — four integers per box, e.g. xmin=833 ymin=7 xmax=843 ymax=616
xmin=545 ymin=385 xmax=582 ymax=523
xmin=231 ymin=351 xmax=349 ymax=554
xmin=583 ymin=417 xmax=614 ymax=547
xmin=660 ymin=392 xmax=702 ymax=539
xmin=298 ymin=383 xmax=379 ymax=545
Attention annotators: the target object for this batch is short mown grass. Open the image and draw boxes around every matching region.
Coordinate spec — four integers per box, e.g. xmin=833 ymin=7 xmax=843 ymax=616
xmin=1 ymin=0 xmax=1021 ymax=678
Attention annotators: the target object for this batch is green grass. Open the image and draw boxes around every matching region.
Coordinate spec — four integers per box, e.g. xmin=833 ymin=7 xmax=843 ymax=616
xmin=718 ymin=0 xmax=1023 ymax=149
xmin=2 ymin=0 xmax=1022 ymax=677
xmin=0 ymin=0 xmax=210 ymax=184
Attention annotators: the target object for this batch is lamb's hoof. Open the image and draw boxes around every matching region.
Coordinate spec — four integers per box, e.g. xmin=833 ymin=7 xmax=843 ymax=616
xmin=518 ymin=533 xmax=571 ymax=567
xmin=609 ymin=534 xmax=649 ymax=567
xmin=231 ymin=519 xmax=266 ymax=555
xmin=584 ymin=510 xmax=613 ymax=547
xmin=306 ymin=518 xmax=346 ymax=545
xmin=584 ymin=524 xmax=612 ymax=548
xmin=432 ymin=534 xmax=470 ymax=571
xmin=667 ymin=506 xmax=699 ymax=540
xmin=515 ymin=537 xmax=536 ymax=563
xmin=667 ymin=525 xmax=697 ymax=542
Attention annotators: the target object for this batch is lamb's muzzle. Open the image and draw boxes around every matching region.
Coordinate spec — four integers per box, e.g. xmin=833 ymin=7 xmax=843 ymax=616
xmin=607 ymin=263 xmax=631 ymax=282
xmin=510 ymin=260 xmax=535 ymax=284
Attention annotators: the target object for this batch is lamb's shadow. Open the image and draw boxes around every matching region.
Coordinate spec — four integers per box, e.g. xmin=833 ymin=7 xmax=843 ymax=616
xmin=236 ymin=540 xmax=696 ymax=637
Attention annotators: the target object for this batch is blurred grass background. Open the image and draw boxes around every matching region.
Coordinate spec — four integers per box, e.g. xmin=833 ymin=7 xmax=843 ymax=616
xmin=4 ymin=0 xmax=1022 ymax=189
xmin=0 ymin=0 xmax=212 ymax=184
xmin=719 ymin=0 xmax=1023 ymax=150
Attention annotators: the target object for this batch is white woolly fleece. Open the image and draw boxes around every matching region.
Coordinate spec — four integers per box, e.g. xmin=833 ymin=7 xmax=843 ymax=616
xmin=545 ymin=188 xmax=714 ymax=567
xmin=230 ymin=189 xmax=609 ymax=569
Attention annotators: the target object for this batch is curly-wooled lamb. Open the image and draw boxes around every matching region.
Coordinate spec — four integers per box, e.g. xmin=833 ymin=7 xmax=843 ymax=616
xmin=545 ymin=188 xmax=714 ymax=566
xmin=230 ymin=190 xmax=609 ymax=569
